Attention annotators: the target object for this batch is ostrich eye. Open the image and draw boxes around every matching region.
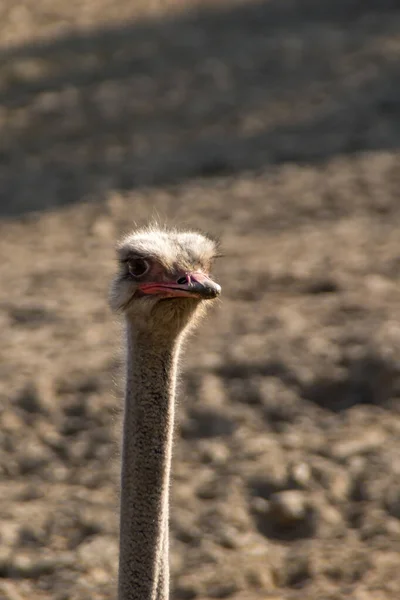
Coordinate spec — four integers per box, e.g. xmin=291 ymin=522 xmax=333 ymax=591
xmin=128 ymin=258 xmax=149 ymax=278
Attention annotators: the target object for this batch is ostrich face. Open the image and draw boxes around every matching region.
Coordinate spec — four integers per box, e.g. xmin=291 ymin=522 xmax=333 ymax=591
xmin=110 ymin=227 xmax=221 ymax=333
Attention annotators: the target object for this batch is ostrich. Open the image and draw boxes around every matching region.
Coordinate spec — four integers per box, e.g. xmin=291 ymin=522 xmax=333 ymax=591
xmin=110 ymin=225 xmax=221 ymax=600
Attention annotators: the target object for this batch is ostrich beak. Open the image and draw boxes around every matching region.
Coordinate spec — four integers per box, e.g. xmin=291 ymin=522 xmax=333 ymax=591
xmin=139 ymin=272 xmax=221 ymax=300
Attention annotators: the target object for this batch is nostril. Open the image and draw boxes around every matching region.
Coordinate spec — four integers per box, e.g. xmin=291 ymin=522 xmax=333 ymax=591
xmin=177 ymin=276 xmax=188 ymax=285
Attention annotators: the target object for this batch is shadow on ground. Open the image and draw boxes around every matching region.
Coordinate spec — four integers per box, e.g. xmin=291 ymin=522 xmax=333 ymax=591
xmin=0 ymin=0 xmax=399 ymax=216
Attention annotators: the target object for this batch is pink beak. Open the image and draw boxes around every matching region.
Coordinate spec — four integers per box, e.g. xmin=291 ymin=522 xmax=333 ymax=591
xmin=138 ymin=272 xmax=221 ymax=300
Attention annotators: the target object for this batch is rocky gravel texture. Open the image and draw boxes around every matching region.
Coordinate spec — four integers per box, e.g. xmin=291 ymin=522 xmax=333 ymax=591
xmin=1 ymin=1 xmax=400 ymax=599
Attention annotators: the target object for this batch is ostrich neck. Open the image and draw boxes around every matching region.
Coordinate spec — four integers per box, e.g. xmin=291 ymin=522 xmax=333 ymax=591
xmin=118 ymin=322 xmax=181 ymax=600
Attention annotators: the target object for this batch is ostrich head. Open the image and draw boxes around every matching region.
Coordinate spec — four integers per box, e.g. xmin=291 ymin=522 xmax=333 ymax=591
xmin=110 ymin=226 xmax=221 ymax=336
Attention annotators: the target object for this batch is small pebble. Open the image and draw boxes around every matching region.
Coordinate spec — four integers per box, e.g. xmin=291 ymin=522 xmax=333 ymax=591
xmin=251 ymin=497 xmax=270 ymax=514
xmin=269 ymin=491 xmax=309 ymax=526
xmin=290 ymin=462 xmax=311 ymax=487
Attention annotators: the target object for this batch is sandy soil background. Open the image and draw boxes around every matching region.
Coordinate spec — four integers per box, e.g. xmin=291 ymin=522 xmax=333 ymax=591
xmin=1 ymin=1 xmax=400 ymax=598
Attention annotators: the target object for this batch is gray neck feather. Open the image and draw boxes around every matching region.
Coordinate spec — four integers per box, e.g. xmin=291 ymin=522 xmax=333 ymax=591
xmin=118 ymin=322 xmax=181 ymax=600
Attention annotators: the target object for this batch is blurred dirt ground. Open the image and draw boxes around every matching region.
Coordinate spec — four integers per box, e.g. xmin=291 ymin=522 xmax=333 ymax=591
xmin=1 ymin=1 xmax=400 ymax=599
